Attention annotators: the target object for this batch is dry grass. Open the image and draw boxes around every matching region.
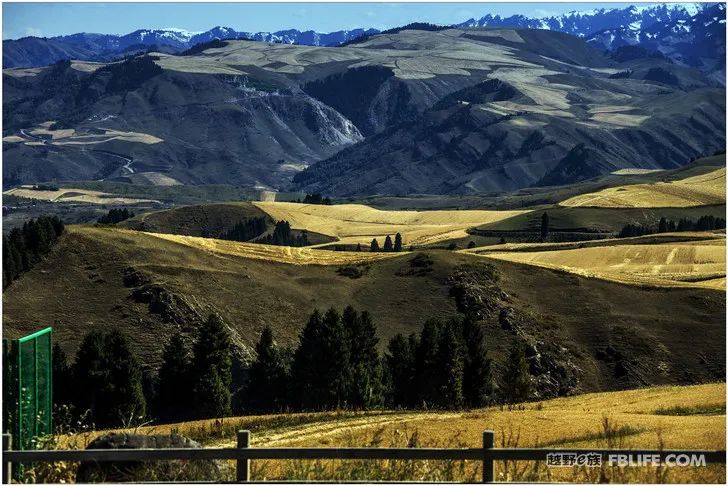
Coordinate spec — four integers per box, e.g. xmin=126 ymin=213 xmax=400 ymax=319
xmin=144 ymin=230 xmax=401 ymax=265
xmin=55 ymin=383 xmax=725 ymax=483
xmin=560 ymin=168 xmax=726 ymax=208
xmin=253 ymin=201 xmax=530 ymax=246
xmin=3 ymin=186 xmax=159 ymax=205
xmin=472 ymin=234 xmax=726 ymax=289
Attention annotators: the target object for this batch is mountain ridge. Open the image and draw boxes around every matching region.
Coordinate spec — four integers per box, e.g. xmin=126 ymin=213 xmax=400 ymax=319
xmin=3 ymin=3 xmax=721 ymax=72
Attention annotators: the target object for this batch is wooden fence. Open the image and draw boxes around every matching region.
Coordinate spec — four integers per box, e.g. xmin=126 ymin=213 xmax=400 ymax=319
xmin=3 ymin=430 xmax=725 ymax=483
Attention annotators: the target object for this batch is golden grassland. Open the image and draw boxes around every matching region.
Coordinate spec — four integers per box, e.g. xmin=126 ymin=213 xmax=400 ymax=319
xmin=3 ymin=186 xmax=159 ymax=205
xmin=253 ymin=201 xmax=531 ymax=246
xmin=57 ymin=383 xmax=726 ymax=483
xmin=129 ymin=228 xmax=401 ymax=265
xmin=559 ymin=167 xmax=726 ymax=208
xmin=469 ymin=232 xmax=726 ymax=290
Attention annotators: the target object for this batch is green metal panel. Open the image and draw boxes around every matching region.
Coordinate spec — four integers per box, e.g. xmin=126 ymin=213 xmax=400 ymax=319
xmin=2 ymin=327 xmax=52 ymax=450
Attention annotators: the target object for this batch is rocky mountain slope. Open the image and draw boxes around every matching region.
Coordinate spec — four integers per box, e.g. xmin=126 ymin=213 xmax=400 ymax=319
xmin=3 ymin=27 xmax=724 ymax=194
xmin=587 ymin=3 xmax=726 ymax=84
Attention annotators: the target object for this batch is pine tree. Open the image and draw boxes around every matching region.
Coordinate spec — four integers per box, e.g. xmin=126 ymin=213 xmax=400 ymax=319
xmin=293 ymin=308 xmax=352 ymax=409
xmin=436 ymin=320 xmax=464 ymax=408
xmin=540 ymin=212 xmax=549 ymax=240
xmin=415 ymin=320 xmax=441 ymax=407
xmin=394 ymin=233 xmax=403 ymax=252
xmin=370 ymin=238 xmax=380 ymax=252
xmin=52 ymin=343 xmax=73 ymax=410
xmin=383 ymin=235 xmax=394 ymax=252
xmin=191 ymin=314 xmax=233 ymax=418
xmin=247 ymin=326 xmax=289 ymax=412
xmin=384 ymin=334 xmax=416 ymax=407
xmin=501 ymin=342 xmax=533 ymax=405
xmin=73 ymin=330 xmax=108 ymax=426
xmin=101 ymin=330 xmax=146 ymax=426
xmin=156 ymin=333 xmax=192 ymax=422
xmin=344 ymin=308 xmax=382 ymax=408
xmin=658 ymin=217 xmax=668 ymax=233
xmin=461 ymin=318 xmax=493 ymax=407
xmin=73 ymin=330 xmax=146 ymax=427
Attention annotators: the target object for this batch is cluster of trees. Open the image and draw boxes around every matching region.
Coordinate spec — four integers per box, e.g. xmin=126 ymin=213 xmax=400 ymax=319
xmin=618 ymin=215 xmax=726 ymax=238
xmin=370 ymin=233 xmax=403 ymax=252
xmin=385 ymin=318 xmax=495 ymax=409
xmin=246 ymin=307 xmax=382 ymax=411
xmin=256 ymin=221 xmax=309 ymax=247
xmin=30 ymin=184 xmax=60 ymax=191
xmin=299 ymin=193 xmax=332 ymax=205
xmin=3 ymin=216 xmax=64 ymax=289
xmin=53 ymin=315 xmax=233 ymax=428
xmin=244 ymin=308 xmax=534 ymax=413
xmin=220 ymin=217 xmax=267 ymax=242
xmin=55 ymin=307 xmax=536 ymax=426
xmin=97 ymin=208 xmax=135 ymax=225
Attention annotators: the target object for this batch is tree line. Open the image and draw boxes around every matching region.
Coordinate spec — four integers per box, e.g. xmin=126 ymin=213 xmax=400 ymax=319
xmin=53 ymin=307 xmax=535 ymax=427
xmin=53 ymin=314 xmax=232 ymax=428
xmin=220 ymin=217 xmax=267 ymax=242
xmin=3 ymin=215 xmax=64 ymax=289
xmin=618 ymin=215 xmax=726 ymax=238
xmin=298 ymin=193 xmax=332 ymax=205
xmin=97 ymin=208 xmax=135 ymax=225
xmin=370 ymin=233 xmax=403 ymax=252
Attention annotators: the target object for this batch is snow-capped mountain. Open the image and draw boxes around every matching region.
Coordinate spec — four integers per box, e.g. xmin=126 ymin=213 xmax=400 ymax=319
xmin=2 ymin=26 xmax=379 ymax=68
xmin=3 ymin=3 xmax=724 ymax=73
xmin=587 ymin=3 xmax=726 ymax=84
xmin=456 ymin=3 xmax=705 ymax=37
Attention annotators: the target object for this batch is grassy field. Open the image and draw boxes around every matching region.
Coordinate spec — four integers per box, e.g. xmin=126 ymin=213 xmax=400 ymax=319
xmin=3 ymin=186 xmax=159 ymax=205
xmin=58 ymin=383 xmax=726 ymax=483
xmin=470 ymin=232 xmax=726 ymax=290
xmin=560 ymin=167 xmax=726 ymax=209
xmin=253 ymin=201 xmax=531 ymax=246
xmin=146 ymin=231 xmax=401 ymax=265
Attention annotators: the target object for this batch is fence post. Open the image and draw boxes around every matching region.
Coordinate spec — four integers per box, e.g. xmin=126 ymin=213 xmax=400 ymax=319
xmin=482 ymin=430 xmax=494 ymax=483
xmin=3 ymin=434 xmax=11 ymax=484
xmin=236 ymin=430 xmax=250 ymax=482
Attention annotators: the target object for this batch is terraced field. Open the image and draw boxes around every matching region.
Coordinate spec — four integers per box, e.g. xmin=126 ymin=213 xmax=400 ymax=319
xmin=472 ymin=232 xmax=726 ymax=289
xmin=253 ymin=201 xmax=531 ymax=246
xmin=560 ymin=167 xmax=726 ymax=208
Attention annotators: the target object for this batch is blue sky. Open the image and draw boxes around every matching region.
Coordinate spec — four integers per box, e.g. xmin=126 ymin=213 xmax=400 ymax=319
xmin=4 ymin=2 xmax=649 ymax=39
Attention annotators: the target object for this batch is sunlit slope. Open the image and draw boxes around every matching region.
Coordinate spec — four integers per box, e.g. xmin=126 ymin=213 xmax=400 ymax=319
xmin=253 ymin=202 xmax=530 ymax=245
xmin=3 ymin=185 xmax=158 ymax=204
xmin=475 ymin=234 xmax=726 ymax=289
xmin=146 ymin=231 xmax=398 ymax=265
xmin=560 ymin=167 xmax=726 ymax=208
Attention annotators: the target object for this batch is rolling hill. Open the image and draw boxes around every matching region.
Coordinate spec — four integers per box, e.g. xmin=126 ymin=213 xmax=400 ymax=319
xmin=3 ymin=27 xmax=724 ymax=194
xmin=3 ymin=223 xmax=724 ymax=397
xmin=560 ymin=167 xmax=726 ymax=208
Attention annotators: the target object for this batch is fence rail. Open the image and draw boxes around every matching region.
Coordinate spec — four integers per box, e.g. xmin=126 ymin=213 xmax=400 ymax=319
xmin=2 ymin=430 xmax=725 ymax=483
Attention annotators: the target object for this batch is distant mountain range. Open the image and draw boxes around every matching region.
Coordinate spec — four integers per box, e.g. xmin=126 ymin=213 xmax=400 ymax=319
xmin=4 ymin=26 xmax=723 ymax=193
xmin=1 ymin=26 xmax=378 ymax=68
xmin=4 ymin=3 xmax=723 ymax=70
